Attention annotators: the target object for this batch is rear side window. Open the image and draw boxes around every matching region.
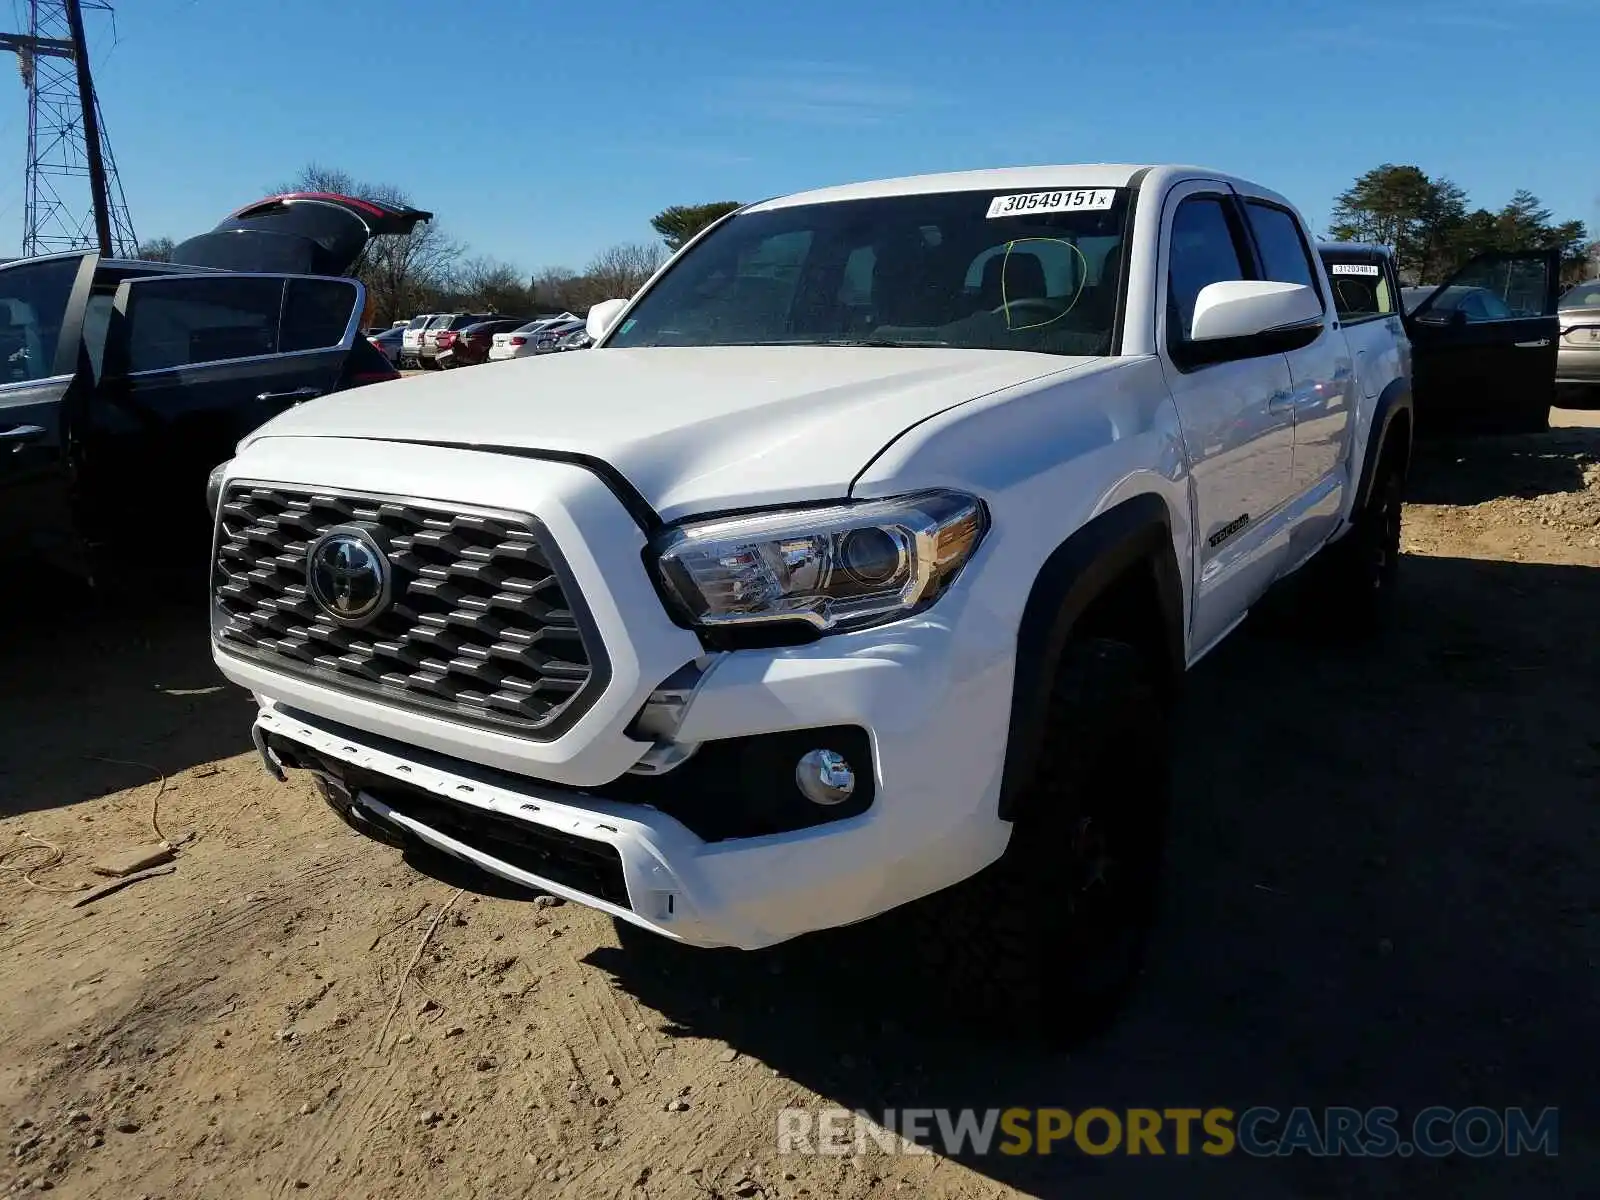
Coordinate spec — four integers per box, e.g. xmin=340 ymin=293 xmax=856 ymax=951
xmin=1167 ymin=196 xmax=1250 ymax=344
xmin=280 ymin=278 xmax=358 ymax=353
xmin=1244 ymin=202 xmax=1322 ymax=305
xmin=125 ymin=276 xmax=283 ymax=373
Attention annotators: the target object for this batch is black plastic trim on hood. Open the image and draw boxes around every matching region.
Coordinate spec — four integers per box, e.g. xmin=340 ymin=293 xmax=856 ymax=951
xmin=170 ymin=193 xmax=433 ymax=277
xmin=292 ymin=436 xmax=663 ymax=533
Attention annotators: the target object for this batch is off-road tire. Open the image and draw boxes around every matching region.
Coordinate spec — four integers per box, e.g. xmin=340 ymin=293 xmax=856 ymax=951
xmin=1318 ymin=444 xmax=1407 ymax=633
xmin=897 ymin=637 xmax=1171 ymax=1044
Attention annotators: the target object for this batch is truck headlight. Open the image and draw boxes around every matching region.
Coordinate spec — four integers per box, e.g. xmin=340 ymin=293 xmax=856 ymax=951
xmin=652 ymin=490 xmax=987 ymax=636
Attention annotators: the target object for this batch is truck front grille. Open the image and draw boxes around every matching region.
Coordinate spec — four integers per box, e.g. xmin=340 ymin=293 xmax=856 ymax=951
xmin=213 ymin=485 xmax=606 ymax=737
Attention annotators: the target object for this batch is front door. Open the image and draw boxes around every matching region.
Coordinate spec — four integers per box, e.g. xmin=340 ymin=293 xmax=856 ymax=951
xmin=85 ymin=272 xmax=365 ymax=562
xmin=1406 ymin=250 xmax=1560 ymax=434
xmin=1157 ymin=184 xmax=1298 ymax=655
xmin=0 ymin=252 xmax=97 ymax=572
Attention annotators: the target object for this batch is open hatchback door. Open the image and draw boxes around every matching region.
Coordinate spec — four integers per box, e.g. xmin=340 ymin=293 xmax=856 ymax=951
xmin=169 ymin=193 xmax=433 ymax=276
xmin=1405 ymin=248 xmax=1562 ymax=434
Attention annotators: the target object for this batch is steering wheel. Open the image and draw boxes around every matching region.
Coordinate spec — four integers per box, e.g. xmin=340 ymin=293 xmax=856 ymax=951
xmin=991 ymin=297 xmax=1064 ymax=326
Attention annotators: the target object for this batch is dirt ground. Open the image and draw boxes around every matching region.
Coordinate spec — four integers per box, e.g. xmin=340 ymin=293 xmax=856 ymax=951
xmin=2 ymin=416 xmax=1597 ymax=1200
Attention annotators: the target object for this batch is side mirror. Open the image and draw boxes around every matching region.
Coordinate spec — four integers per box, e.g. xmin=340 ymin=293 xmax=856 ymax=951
xmin=586 ymin=298 xmax=629 ymax=341
xmin=1190 ymin=281 xmax=1323 ymax=342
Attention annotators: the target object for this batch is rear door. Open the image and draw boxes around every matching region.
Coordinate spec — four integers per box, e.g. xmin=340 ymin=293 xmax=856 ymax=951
xmin=1405 ymin=249 xmax=1560 ymax=433
xmin=0 ymin=252 xmax=98 ymax=568
xmin=87 ymin=272 xmax=363 ymax=554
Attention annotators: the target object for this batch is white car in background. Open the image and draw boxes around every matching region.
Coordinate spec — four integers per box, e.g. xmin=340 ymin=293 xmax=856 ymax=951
xmin=487 ymin=313 xmax=578 ymax=361
xmin=400 ymin=313 xmax=438 ymax=369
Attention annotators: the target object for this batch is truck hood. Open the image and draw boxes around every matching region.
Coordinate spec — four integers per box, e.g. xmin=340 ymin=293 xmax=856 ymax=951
xmin=243 ymin=346 xmax=1097 ymax=521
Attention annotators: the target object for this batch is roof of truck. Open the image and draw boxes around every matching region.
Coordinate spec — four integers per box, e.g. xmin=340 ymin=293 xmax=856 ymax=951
xmin=744 ymin=164 xmax=1227 ymax=212
xmin=1318 ymin=241 xmax=1394 ymax=257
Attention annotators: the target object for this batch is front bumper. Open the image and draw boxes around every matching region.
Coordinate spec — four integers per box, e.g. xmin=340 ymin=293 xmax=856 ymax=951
xmin=213 ymin=435 xmax=1016 ymax=949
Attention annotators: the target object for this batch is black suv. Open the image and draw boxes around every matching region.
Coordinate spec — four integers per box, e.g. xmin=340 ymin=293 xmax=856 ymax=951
xmin=0 ymin=192 xmax=430 ymax=582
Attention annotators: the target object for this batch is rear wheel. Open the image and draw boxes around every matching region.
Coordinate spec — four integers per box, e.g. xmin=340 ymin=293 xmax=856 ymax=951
xmin=1317 ymin=443 xmax=1406 ymax=633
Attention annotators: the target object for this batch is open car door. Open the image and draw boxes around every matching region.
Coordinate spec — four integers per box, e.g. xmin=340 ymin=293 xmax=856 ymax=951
xmin=85 ymin=271 xmax=365 ymax=559
xmin=0 ymin=251 xmax=98 ymax=571
xmin=169 ymin=193 xmax=432 ymax=276
xmin=1405 ymin=249 xmax=1561 ymax=434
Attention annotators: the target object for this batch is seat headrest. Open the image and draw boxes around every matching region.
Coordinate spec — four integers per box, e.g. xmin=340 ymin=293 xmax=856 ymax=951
xmin=982 ymin=251 xmax=1047 ymax=302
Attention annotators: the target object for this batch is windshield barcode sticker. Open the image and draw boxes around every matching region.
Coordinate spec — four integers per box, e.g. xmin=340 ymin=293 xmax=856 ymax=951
xmin=1330 ymin=264 xmax=1380 ymax=276
xmin=986 ymin=189 xmax=1116 ymax=218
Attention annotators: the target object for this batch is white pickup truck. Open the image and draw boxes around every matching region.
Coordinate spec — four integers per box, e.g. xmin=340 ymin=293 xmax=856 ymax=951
xmin=210 ymin=164 xmax=1438 ymax=1035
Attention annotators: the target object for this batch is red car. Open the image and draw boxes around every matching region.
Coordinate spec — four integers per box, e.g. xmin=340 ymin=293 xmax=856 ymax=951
xmin=436 ymin=317 xmax=530 ymax=368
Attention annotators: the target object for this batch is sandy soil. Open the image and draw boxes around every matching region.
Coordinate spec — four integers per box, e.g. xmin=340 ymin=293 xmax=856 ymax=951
xmin=1 ymin=417 xmax=1596 ymax=1200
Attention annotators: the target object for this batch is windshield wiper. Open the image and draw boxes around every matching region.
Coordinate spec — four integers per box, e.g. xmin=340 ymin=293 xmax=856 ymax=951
xmin=673 ymin=337 xmax=954 ymax=349
xmin=820 ymin=337 xmax=951 ymax=348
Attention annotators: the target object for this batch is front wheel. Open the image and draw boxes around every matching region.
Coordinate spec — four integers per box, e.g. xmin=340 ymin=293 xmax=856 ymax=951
xmin=899 ymin=637 xmax=1171 ymax=1043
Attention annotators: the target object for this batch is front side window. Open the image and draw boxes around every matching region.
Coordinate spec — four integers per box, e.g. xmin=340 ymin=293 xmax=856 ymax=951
xmin=1439 ymin=257 xmax=1549 ymax=319
xmin=606 ymin=187 xmax=1132 ymax=357
xmin=1416 ymin=285 xmax=1519 ymax=326
xmin=1166 ymin=196 xmax=1250 ymax=345
xmin=0 ymin=255 xmax=84 ymax=383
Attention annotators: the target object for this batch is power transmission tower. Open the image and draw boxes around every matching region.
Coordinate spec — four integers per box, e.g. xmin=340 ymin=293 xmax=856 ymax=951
xmin=0 ymin=0 xmax=136 ymax=258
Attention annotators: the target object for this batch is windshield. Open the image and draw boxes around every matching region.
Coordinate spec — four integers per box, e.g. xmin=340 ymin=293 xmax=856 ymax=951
xmin=1320 ymin=256 xmax=1394 ymax=320
xmin=1560 ymin=281 xmax=1600 ymax=310
xmin=407 ymin=315 xmax=431 ymax=329
xmin=426 ymin=313 xmax=457 ymax=329
xmin=605 ymin=187 xmax=1132 ymax=357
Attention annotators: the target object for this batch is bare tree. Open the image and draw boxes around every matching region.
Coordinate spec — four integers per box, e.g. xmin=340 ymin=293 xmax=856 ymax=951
xmin=454 ymin=255 xmax=532 ymax=314
xmin=530 ymin=266 xmax=581 ymax=311
xmin=580 ymin=242 xmax=666 ymax=306
xmin=134 ymin=236 xmax=176 ymax=263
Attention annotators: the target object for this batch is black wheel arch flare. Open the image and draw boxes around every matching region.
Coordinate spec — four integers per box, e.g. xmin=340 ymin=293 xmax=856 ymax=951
xmin=999 ymin=492 xmax=1185 ymax=822
xmin=1354 ymin=377 xmax=1414 ymax=512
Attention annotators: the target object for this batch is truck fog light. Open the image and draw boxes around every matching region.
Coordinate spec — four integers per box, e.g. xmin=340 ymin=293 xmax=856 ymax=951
xmin=795 ymin=749 xmax=855 ymax=806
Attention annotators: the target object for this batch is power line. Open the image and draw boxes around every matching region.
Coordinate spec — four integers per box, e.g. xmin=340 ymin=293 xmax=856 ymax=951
xmin=0 ymin=0 xmax=136 ymax=257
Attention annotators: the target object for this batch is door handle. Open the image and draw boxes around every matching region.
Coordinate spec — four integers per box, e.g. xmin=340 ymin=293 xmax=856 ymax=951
xmin=0 ymin=424 xmax=46 ymax=444
xmin=1514 ymin=339 xmax=1550 ymax=349
xmin=1267 ymin=388 xmax=1294 ymax=410
xmin=256 ymin=387 xmax=323 ymax=405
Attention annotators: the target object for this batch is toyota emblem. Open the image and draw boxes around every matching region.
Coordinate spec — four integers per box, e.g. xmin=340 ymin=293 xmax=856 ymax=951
xmin=306 ymin=526 xmax=391 ymax=626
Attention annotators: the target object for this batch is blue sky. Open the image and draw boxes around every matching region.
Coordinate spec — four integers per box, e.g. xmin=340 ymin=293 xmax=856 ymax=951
xmin=0 ymin=0 xmax=1592 ymax=272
